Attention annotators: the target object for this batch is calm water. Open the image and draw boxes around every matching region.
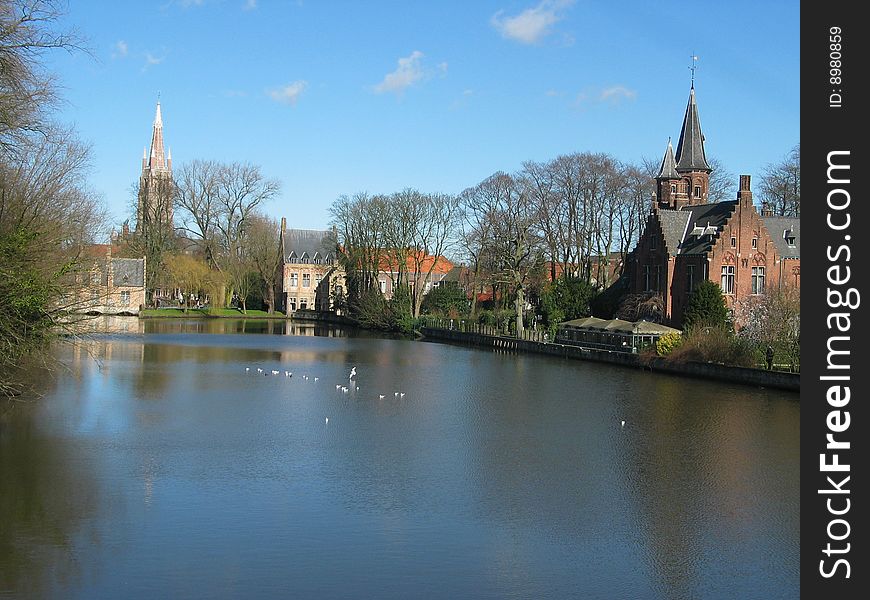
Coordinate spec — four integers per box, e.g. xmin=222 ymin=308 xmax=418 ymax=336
xmin=1 ymin=318 xmax=799 ymax=599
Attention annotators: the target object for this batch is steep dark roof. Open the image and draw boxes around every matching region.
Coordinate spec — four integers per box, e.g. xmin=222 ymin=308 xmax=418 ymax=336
xmin=104 ymin=258 xmax=145 ymax=287
xmin=281 ymin=228 xmax=337 ymax=264
xmin=654 ymin=201 xmax=737 ymax=257
xmin=761 ymin=215 xmax=801 ymax=259
xmin=674 ymin=86 xmax=711 ymax=173
xmin=677 ymin=201 xmax=737 ymax=255
xmin=656 ymin=139 xmax=680 ymax=180
xmin=657 ymin=210 xmax=691 ymax=255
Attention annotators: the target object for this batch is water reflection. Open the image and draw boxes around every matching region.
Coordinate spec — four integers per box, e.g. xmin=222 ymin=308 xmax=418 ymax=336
xmin=0 ymin=328 xmax=799 ymax=599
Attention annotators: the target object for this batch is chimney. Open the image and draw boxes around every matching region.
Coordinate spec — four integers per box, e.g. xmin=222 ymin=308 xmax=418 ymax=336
xmin=737 ymin=174 xmax=753 ymax=207
xmin=280 ymin=217 xmax=287 ymax=233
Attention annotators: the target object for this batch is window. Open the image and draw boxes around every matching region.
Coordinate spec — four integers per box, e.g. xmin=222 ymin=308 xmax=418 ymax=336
xmin=379 ymin=280 xmax=387 ymax=293
xmin=120 ymin=290 xmax=130 ymax=306
xmin=671 ymin=184 xmax=676 ymax=193
xmin=731 ymin=236 xmax=737 ymax=248
xmin=751 ymin=266 xmax=765 ymax=295
xmin=650 ymin=234 xmax=657 ymax=250
xmin=288 ymin=298 xmax=297 ymax=311
xmin=752 ymin=237 xmax=758 ymax=249
xmin=300 ymin=299 xmax=307 ymax=309
xmin=302 ymin=274 xmax=311 ymax=288
xmin=315 ymin=274 xmax=323 ymax=287
xmin=91 ymin=270 xmax=100 ymax=284
xmin=644 ymin=265 xmax=651 ymax=291
xmin=694 ymin=185 xmax=701 ymax=198
xmin=687 ymin=265 xmax=695 ymax=293
xmin=721 ymin=265 xmax=735 ymax=294
xmin=290 ymin=273 xmax=298 ymax=287
xmin=655 ymin=266 xmax=662 ymax=292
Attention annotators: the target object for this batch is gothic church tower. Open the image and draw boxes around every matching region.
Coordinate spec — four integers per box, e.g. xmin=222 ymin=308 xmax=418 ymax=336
xmin=136 ymin=101 xmax=173 ymax=232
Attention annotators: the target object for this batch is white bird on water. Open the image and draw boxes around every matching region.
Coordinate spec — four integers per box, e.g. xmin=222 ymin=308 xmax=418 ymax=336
xmin=400 ymin=393 xmax=405 ymax=398
xmin=257 ymin=368 xmax=263 ymax=373
xmin=245 ymin=367 xmax=249 ymax=372
xmin=379 ymin=394 xmax=385 ymax=399
xmin=621 ymin=420 xmax=626 ymax=428
xmin=325 ymin=417 xmax=329 ymax=424
xmin=349 ymin=367 xmax=357 ymax=379
xmin=314 ymin=377 xmax=319 ymax=382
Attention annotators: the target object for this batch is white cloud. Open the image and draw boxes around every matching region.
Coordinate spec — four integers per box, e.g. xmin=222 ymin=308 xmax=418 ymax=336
xmin=573 ymin=85 xmax=637 ymax=108
xmin=145 ymin=53 xmax=165 ymax=66
xmin=243 ymin=0 xmax=257 ymax=10
xmin=491 ymin=0 xmax=574 ymax=45
xmin=114 ymin=40 xmax=128 ymax=58
xmin=599 ymin=85 xmax=637 ymax=103
xmin=374 ymin=51 xmax=425 ymax=94
xmin=269 ymin=80 xmax=308 ymax=105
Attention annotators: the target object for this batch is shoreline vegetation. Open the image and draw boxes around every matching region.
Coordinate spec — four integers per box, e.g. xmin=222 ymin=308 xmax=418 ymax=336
xmin=109 ymin=311 xmax=799 ymax=392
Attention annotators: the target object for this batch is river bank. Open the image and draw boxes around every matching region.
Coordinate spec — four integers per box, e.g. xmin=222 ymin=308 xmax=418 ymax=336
xmin=421 ymin=326 xmax=800 ymax=394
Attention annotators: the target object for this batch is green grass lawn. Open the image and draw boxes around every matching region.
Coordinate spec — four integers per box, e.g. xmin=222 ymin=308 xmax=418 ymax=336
xmin=140 ymin=307 xmax=284 ymax=318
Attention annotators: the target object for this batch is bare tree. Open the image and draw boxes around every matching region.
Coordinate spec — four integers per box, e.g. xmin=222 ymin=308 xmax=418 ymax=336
xmin=245 ymin=212 xmax=282 ymax=313
xmin=330 ymin=191 xmax=388 ymax=304
xmin=174 ymin=159 xmax=221 ymax=267
xmin=707 ymin=157 xmax=736 ymax=203
xmin=407 ymin=191 xmax=459 ymax=317
xmin=0 ymin=0 xmax=83 ymax=153
xmin=759 ymin=144 xmax=800 ymax=216
xmin=211 ymin=162 xmax=280 ymax=269
xmin=172 ymin=160 xmax=279 ymax=306
xmin=463 ymin=172 xmax=541 ymax=336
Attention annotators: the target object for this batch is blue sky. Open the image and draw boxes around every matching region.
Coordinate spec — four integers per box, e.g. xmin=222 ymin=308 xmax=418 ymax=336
xmin=47 ymin=0 xmax=799 ymax=232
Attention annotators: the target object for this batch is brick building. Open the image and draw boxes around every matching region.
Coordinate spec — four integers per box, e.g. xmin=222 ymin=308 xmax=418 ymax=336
xmin=375 ymin=252 xmax=454 ymax=300
xmin=630 ymin=85 xmax=800 ymax=327
xmin=277 ymin=220 xmax=346 ymax=314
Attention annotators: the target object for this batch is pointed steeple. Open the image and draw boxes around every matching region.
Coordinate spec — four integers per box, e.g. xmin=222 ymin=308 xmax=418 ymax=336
xmin=656 ymin=138 xmax=679 ymax=180
xmin=674 ymin=85 xmax=711 ymax=173
xmin=146 ymin=101 xmax=169 ymax=172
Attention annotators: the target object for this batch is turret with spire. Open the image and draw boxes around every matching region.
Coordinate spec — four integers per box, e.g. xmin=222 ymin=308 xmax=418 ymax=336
xmin=654 ymin=81 xmax=713 ymax=211
xmin=655 ymin=138 xmax=681 ymax=209
xmin=136 ymin=100 xmax=174 ymax=233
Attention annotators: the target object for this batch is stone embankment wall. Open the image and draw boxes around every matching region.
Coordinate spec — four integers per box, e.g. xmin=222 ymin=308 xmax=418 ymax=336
xmin=421 ymin=327 xmax=799 ymax=394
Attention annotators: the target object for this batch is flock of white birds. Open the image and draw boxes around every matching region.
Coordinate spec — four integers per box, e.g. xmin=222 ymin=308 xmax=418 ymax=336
xmin=244 ymin=365 xmax=407 ymax=424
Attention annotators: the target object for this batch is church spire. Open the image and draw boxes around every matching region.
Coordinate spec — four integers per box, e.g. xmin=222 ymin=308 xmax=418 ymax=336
xmin=674 ymin=86 xmax=711 ymax=173
xmin=146 ymin=100 xmax=169 ymax=172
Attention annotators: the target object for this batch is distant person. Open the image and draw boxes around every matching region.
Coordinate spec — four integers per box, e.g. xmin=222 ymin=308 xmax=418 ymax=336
xmin=766 ymin=345 xmax=774 ymax=370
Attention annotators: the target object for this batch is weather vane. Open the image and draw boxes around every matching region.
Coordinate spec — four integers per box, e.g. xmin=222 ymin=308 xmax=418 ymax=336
xmin=689 ymin=54 xmax=699 ymax=85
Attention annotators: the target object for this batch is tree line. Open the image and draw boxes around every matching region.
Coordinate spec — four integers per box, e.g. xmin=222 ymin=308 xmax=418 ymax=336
xmin=331 ymin=146 xmax=799 ymax=337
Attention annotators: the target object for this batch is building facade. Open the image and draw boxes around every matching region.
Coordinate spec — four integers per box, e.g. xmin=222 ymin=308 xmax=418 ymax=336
xmin=630 ymin=85 xmax=800 ymax=328
xmin=278 ymin=220 xmax=346 ymax=314
xmin=76 ymin=245 xmax=147 ymax=315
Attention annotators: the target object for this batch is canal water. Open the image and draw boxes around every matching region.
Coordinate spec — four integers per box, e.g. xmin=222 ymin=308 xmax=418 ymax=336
xmin=1 ymin=319 xmax=799 ymax=599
